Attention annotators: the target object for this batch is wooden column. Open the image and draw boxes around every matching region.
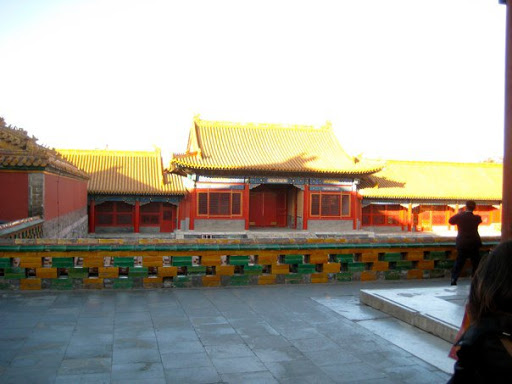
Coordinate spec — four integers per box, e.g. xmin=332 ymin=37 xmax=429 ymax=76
xmin=244 ymin=184 xmax=250 ymax=230
xmin=134 ymin=201 xmax=140 ymax=233
xmin=503 ymin=0 xmax=512 ymax=241
xmin=303 ymin=185 xmax=309 ymax=230
xmin=189 ymin=190 xmax=196 ymax=230
xmin=408 ymin=203 xmax=412 ymax=232
xmin=89 ymin=199 xmax=95 ymax=233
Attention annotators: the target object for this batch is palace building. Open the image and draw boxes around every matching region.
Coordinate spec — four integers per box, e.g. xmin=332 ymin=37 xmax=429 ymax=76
xmin=170 ymin=117 xmax=383 ymax=232
xmin=0 ymin=122 xmax=89 ymax=238
xmin=2 ymin=116 xmax=503 ymax=237
xmin=359 ymin=160 xmax=502 ymax=232
xmin=58 ymin=149 xmax=186 ymax=234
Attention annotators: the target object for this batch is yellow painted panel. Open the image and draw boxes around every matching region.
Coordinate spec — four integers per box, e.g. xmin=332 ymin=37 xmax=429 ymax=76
xmin=98 ymin=267 xmax=119 ymax=278
xmin=361 ymin=271 xmax=377 ymax=281
xmin=142 ymin=256 xmax=163 ymax=267
xmin=20 ymin=278 xmax=42 ymax=290
xmin=202 ymin=275 xmax=221 ymax=287
xmin=258 ymin=275 xmax=276 ymax=285
xmin=322 ymin=263 xmax=341 ymax=274
xmin=405 ymin=251 xmax=424 ymax=261
xmin=83 ymin=278 xmax=104 ymax=288
xmin=20 ymin=257 xmax=42 ymax=268
xmin=157 ymin=267 xmax=178 ymax=277
xmin=216 ymin=265 xmax=235 ymax=276
xmin=311 ymin=273 xmax=328 ymax=284
xmin=417 ymin=260 xmax=435 ymax=270
xmin=201 ymin=255 xmax=222 ymax=266
xmin=407 ymin=270 xmax=424 ymax=280
xmin=370 ymin=261 xmax=389 ymax=272
xmin=361 ymin=252 xmax=379 ymax=263
xmin=83 ymin=256 xmax=104 ymax=267
xmin=258 ymin=254 xmax=278 ymax=265
xmin=143 ymin=277 xmax=163 ymax=288
xmin=271 ymin=264 xmax=290 ymax=275
xmin=309 ymin=254 xmax=328 ymax=264
xmin=36 ymin=268 xmax=57 ymax=279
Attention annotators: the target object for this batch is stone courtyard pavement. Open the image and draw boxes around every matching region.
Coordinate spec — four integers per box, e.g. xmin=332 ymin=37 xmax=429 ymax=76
xmin=0 ymin=279 xmax=460 ymax=384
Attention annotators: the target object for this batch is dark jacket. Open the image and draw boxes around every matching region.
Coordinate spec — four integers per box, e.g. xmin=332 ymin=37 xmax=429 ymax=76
xmin=449 ymin=211 xmax=482 ymax=249
xmin=448 ymin=314 xmax=512 ymax=383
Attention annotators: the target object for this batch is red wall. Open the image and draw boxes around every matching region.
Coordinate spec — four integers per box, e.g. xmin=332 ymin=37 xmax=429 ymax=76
xmin=44 ymin=173 xmax=88 ymax=220
xmin=0 ymin=172 xmax=29 ymax=222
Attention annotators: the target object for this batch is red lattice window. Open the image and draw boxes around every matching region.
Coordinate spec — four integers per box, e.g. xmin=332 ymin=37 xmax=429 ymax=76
xmin=95 ymin=201 xmax=134 ymax=227
xmin=140 ymin=203 xmax=161 ymax=226
xmin=310 ymin=193 xmax=350 ymax=218
xmin=197 ymin=191 xmax=243 ymax=217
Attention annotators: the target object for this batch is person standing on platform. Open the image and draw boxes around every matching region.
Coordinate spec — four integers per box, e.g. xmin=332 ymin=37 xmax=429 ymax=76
xmin=449 ymin=200 xmax=482 ymax=286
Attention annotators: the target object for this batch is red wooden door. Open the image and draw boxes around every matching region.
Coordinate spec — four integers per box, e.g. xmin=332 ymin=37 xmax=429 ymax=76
xmin=276 ymin=190 xmax=287 ymax=227
xmin=249 ymin=192 xmax=264 ymax=226
xmin=160 ymin=205 xmax=174 ymax=232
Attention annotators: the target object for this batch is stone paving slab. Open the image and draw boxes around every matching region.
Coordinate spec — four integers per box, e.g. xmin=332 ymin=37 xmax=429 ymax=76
xmin=0 ymin=280 xmax=455 ymax=383
xmin=359 ymin=281 xmax=469 ymax=343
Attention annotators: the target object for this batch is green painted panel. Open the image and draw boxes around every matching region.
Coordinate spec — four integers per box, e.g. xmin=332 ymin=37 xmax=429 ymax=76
xmin=429 ymin=269 xmax=446 ymax=278
xmin=113 ymin=278 xmax=134 ymax=289
xmin=385 ymin=271 xmax=401 ymax=280
xmin=427 ymin=251 xmax=447 ymax=260
xmin=336 ymin=272 xmax=353 ymax=282
xmin=283 ymin=254 xmax=304 ymax=264
xmin=395 ymin=261 xmax=414 ymax=270
xmin=113 ymin=257 xmax=134 ymax=267
xmin=68 ymin=268 xmax=89 ymax=278
xmin=0 ymin=280 xmax=11 ymax=289
xmin=244 ymin=265 xmax=263 ymax=275
xmin=52 ymin=258 xmax=74 ymax=268
xmin=4 ymin=268 xmax=26 ymax=279
xmin=333 ymin=254 xmax=354 ymax=263
xmin=173 ymin=276 xmax=191 ymax=288
xmin=187 ymin=266 xmax=207 ymax=275
xmin=171 ymin=257 xmax=193 ymax=267
xmin=347 ymin=262 xmax=365 ymax=272
xmin=0 ymin=258 xmax=11 ymax=268
xmin=437 ymin=260 xmax=455 ymax=269
xmin=229 ymin=256 xmax=250 ymax=266
xmin=128 ymin=267 xmax=149 ymax=277
xmin=284 ymin=274 xmax=302 ymax=284
xmin=297 ymin=264 xmax=316 ymax=274
xmin=51 ymin=279 xmax=73 ymax=290
xmin=228 ymin=275 xmax=250 ymax=286
xmin=381 ymin=253 xmax=402 ymax=262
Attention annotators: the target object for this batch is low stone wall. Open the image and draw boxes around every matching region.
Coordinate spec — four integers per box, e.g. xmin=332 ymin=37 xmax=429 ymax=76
xmin=43 ymin=208 xmax=88 ymax=238
xmin=193 ymin=219 xmax=245 ymax=231
xmin=307 ymin=220 xmax=353 ymax=232
xmin=0 ymin=236 xmax=500 ymax=290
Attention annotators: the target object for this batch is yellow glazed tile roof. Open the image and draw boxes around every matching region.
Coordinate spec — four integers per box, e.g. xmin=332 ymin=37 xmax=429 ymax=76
xmin=359 ymin=160 xmax=502 ymax=201
xmin=171 ymin=117 xmax=383 ymax=176
xmin=58 ymin=149 xmax=186 ymax=195
xmin=0 ymin=125 xmax=88 ymax=179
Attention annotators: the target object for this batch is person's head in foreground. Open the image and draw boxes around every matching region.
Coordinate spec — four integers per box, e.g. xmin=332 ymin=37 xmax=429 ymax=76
xmin=468 ymin=240 xmax=512 ymax=323
xmin=448 ymin=240 xmax=512 ymax=383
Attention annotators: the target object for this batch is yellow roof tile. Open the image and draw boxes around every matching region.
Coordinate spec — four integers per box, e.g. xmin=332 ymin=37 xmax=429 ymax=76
xmin=359 ymin=160 xmax=502 ymax=201
xmin=171 ymin=117 xmax=383 ymax=176
xmin=58 ymin=149 xmax=186 ymax=195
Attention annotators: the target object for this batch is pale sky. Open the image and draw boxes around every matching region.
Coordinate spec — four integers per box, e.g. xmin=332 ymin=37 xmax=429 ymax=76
xmin=0 ymin=0 xmax=507 ymax=163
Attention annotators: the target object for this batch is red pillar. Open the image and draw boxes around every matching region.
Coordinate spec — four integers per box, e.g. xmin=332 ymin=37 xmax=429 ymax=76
xmin=503 ymin=1 xmax=512 ymax=241
xmin=352 ymin=192 xmax=358 ymax=230
xmin=89 ymin=199 xmax=95 ymax=233
xmin=303 ymin=185 xmax=309 ymax=230
xmin=244 ymin=184 xmax=250 ymax=230
xmin=189 ymin=190 xmax=196 ymax=230
xmin=134 ymin=201 xmax=140 ymax=233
